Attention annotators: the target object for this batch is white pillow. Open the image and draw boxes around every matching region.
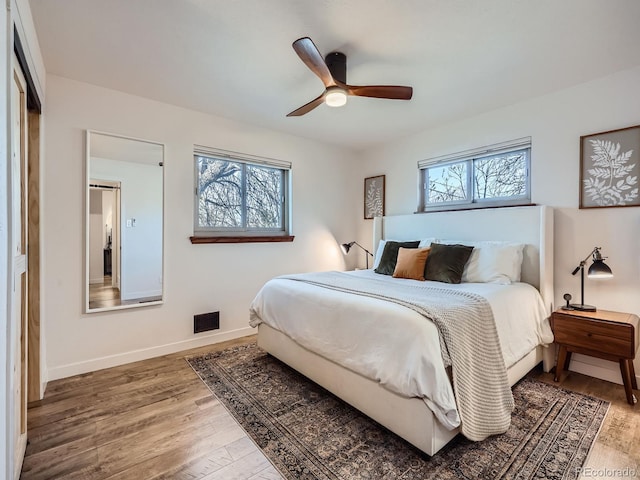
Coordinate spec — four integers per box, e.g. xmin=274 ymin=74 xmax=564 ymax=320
xmin=418 ymin=237 xmax=438 ymax=248
xmin=439 ymin=240 xmax=525 ymax=284
xmin=373 ymin=238 xmax=436 ymax=269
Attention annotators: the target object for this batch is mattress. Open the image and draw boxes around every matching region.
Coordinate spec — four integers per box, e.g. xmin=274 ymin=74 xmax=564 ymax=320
xmin=249 ymin=269 xmax=553 ymax=430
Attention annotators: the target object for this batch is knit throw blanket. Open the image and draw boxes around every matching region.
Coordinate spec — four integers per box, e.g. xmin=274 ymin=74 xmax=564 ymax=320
xmin=281 ymin=271 xmax=514 ymax=441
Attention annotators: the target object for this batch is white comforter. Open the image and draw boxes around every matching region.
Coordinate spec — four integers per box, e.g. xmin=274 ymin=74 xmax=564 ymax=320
xmin=249 ymin=269 xmax=552 ymax=430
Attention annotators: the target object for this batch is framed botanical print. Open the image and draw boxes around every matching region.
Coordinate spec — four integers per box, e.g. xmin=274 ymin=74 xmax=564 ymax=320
xmin=580 ymin=125 xmax=640 ymax=209
xmin=364 ymin=175 xmax=385 ymax=219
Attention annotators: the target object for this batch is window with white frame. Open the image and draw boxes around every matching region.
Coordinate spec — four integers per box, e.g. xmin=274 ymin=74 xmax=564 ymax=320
xmin=194 ymin=146 xmax=291 ymax=237
xmin=418 ymin=138 xmax=531 ymax=211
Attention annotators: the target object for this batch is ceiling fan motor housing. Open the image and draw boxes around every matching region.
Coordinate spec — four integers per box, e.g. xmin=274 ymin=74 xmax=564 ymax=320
xmin=325 ymin=52 xmax=347 ymax=84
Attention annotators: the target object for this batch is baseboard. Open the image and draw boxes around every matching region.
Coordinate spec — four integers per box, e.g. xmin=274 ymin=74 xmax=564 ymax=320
xmin=40 ymin=378 xmax=47 ymax=401
xmin=121 ymin=288 xmax=162 ymax=301
xmin=568 ymin=354 xmax=639 ymax=386
xmin=47 ymin=327 xmax=255 ymax=381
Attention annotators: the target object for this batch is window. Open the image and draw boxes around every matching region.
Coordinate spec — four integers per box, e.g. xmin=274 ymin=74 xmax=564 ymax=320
xmin=418 ymin=137 xmax=531 ymax=211
xmin=193 ymin=146 xmax=292 ymax=241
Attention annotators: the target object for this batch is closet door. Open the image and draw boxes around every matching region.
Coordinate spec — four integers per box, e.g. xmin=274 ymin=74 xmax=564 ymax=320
xmin=11 ymin=54 xmax=29 ymax=479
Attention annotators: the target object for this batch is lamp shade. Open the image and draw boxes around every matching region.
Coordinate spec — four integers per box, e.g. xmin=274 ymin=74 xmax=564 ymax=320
xmin=340 ymin=241 xmax=373 ymax=269
xmin=340 ymin=242 xmax=353 ymax=255
xmin=587 ymin=259 xmax=613 ymax=278
xmin=587 ymin=247 xmax=613 ymax=278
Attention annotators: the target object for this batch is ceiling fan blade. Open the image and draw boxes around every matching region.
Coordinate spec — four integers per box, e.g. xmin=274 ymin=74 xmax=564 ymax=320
xmin=292 ymin=37 xmax=335 ymax=88
xmin=286 ymin=93 xmax=325 ymax=117
xmin=346 ymin=85 xmax=413 ymax=100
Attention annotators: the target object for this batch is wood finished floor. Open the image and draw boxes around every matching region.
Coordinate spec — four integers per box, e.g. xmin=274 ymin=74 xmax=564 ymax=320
xmin=21 ymin=336 xmax=639 ymax=479
xmin=88 ymin=276 xmax=162 ymax=310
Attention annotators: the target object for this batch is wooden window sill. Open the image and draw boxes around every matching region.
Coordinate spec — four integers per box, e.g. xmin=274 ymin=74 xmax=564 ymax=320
xmin=190 ymin=235 xmax=295 ymax=244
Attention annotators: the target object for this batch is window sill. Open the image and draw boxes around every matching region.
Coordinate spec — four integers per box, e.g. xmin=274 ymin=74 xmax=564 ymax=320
xmin=416 ymin=202 xmax=535 ymax=214
xmin=190 ymin=235 xmax=295 ymax=244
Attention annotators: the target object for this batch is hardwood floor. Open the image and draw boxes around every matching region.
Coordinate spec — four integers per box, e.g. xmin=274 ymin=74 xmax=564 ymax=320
xmin=530 ymin=367 xmax=640 ymax=475
xmin=21 ymin=336 xmax=281 ymax=480
xmin=88 ymin=276 xmax=162 ymax=310
xmin=21 ymin=336 xmax=639 ymax=479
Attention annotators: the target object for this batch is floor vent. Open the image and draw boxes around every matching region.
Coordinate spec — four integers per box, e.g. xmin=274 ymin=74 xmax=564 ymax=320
xmin=194 ymin=311 xmax=220 ymax=333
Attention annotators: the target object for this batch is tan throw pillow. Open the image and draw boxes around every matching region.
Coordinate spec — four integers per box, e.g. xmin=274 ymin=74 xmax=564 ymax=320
xmin=393 ymin=247 xmax=431 ymax=281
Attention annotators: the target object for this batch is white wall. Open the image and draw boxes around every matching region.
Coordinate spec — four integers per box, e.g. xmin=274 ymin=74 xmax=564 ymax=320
xmin=119 ymin=161 xmax=162 ymax=299
xmin=357 ymin=65 xmax=640 ymax=384
xmin=91 ymin=158 xmax=163 ymax=299
xmin=43 ymin=75 xmax=360 ymax=379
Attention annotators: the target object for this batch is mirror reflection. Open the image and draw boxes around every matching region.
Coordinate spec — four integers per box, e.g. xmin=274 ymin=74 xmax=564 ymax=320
xmin=86 ymin=131 xmax=164 ymax=312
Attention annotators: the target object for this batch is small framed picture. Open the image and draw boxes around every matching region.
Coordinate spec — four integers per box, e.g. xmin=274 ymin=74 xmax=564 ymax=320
xmin=580 ymin=125 xmax=640 ymax=209
xmin=364 ymin=175 xmax=385 ymax=219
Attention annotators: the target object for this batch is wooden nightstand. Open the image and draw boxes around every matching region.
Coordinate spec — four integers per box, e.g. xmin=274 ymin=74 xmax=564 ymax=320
xmin=551 ymin=308 xmax=639 ymax=405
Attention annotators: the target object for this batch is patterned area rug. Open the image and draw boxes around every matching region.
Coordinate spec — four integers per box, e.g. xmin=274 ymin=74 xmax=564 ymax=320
xmin=187 ymin=343 xmax=609 ymax=480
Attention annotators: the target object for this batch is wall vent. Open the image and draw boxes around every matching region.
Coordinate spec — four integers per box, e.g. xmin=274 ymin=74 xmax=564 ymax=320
xmin=194 ymin=311 xmax=220 ymax=334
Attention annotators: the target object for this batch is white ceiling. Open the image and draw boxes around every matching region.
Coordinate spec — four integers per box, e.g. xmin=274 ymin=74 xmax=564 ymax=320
xmin=29 ymin=0 xmax=640 ymax=151
xmin=90 ymin=132 xmax=163 ymax=165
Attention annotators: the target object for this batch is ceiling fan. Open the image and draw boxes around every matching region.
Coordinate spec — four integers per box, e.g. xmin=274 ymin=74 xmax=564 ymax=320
xmin=287 ymin=37 xmax=413 ymax=117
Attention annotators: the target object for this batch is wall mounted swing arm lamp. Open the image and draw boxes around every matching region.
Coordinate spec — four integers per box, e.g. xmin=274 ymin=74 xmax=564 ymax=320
xmin=563 ymin=246 xmax=613 ymax=312
xmin=341 ymin=241 xmax=374 ymax=269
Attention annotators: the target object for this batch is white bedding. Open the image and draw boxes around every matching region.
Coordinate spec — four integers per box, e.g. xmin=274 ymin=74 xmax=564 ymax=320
xmin=249 ymin=269 xmax=553 ymax=431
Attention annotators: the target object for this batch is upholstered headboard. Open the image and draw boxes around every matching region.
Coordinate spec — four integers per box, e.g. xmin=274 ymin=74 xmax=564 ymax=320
xmin=372 ymin=205 xmax=554 ymax=313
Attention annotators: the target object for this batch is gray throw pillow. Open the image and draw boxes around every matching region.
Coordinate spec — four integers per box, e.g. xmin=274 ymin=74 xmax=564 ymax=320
xmin=424 ymin=243 xmax=474 ymax=284
xmin=374 ymin=241 xmax=420 ymax=275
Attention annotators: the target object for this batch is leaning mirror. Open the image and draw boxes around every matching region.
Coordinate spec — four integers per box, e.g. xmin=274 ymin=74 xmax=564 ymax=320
xmin=85 ymin=131 xmax=164 ymax=312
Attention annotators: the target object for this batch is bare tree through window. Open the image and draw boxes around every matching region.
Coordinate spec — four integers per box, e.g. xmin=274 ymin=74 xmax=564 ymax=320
xmin=428 ymin=162 xmax=467 ymax=203
xmin=246 ymin=165 xmax=282 ymax=228
xmin=197 ymin=156 xmax=284 ymax=230
xmin=424 ymin=149 xmax=528 ymax=207
xmin=418 ymin=142 xmax=531 ymax=211
xmin=473 ymin=152 xmax=527 ymax=200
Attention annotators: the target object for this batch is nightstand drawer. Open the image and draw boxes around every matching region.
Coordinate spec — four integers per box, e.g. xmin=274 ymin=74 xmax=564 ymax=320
xmin=553 ymin=315 xmax=635 ymax=358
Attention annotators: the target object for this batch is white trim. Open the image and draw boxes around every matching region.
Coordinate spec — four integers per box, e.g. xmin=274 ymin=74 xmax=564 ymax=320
xmin=11 ymin=0 xmax=46 ymax=104
xmin=88 ymin=129 xmax=164 ymax=148
xmin=194 ymin=145 xmax=291 ymax=170
xmin=46 ymin=327 xmax=255 ymax=381
xmin=568 ymin=354 xmax=639 ymax=386
xmin=119 ymin=288 xmax=162 ymax=301
xmin=417 ymin=136 xmax=532 ymax=168
xmin=1 ymin=5 xmax=11 ymax=479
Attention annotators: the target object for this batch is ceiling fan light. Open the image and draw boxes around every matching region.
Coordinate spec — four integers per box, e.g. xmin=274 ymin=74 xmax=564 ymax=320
xmin=325 ymin=87 xmax=347 ymax=107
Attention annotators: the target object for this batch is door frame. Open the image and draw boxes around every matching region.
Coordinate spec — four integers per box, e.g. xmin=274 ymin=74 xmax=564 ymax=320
xmin=11 ymin=51 xmax=28 ymax=480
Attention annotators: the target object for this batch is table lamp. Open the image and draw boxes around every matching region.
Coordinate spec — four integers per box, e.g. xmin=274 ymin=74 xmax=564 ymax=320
xmin=341 ymin=241 xmax=373 ymax=269
xmin=565 ymin=247 xmax=613 ymax=311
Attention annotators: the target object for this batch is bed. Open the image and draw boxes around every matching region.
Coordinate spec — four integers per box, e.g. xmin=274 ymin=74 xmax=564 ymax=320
xmin=250 ymin=205 xmax=555 ymax=456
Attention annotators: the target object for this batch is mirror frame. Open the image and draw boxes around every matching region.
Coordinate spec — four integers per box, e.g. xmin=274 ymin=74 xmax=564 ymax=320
xmin=85 ymin=130 xmax=165 ymax=313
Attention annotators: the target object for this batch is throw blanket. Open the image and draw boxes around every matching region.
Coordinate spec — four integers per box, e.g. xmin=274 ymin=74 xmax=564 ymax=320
xmin=278 ymin=271 xmax=514 ymax=441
